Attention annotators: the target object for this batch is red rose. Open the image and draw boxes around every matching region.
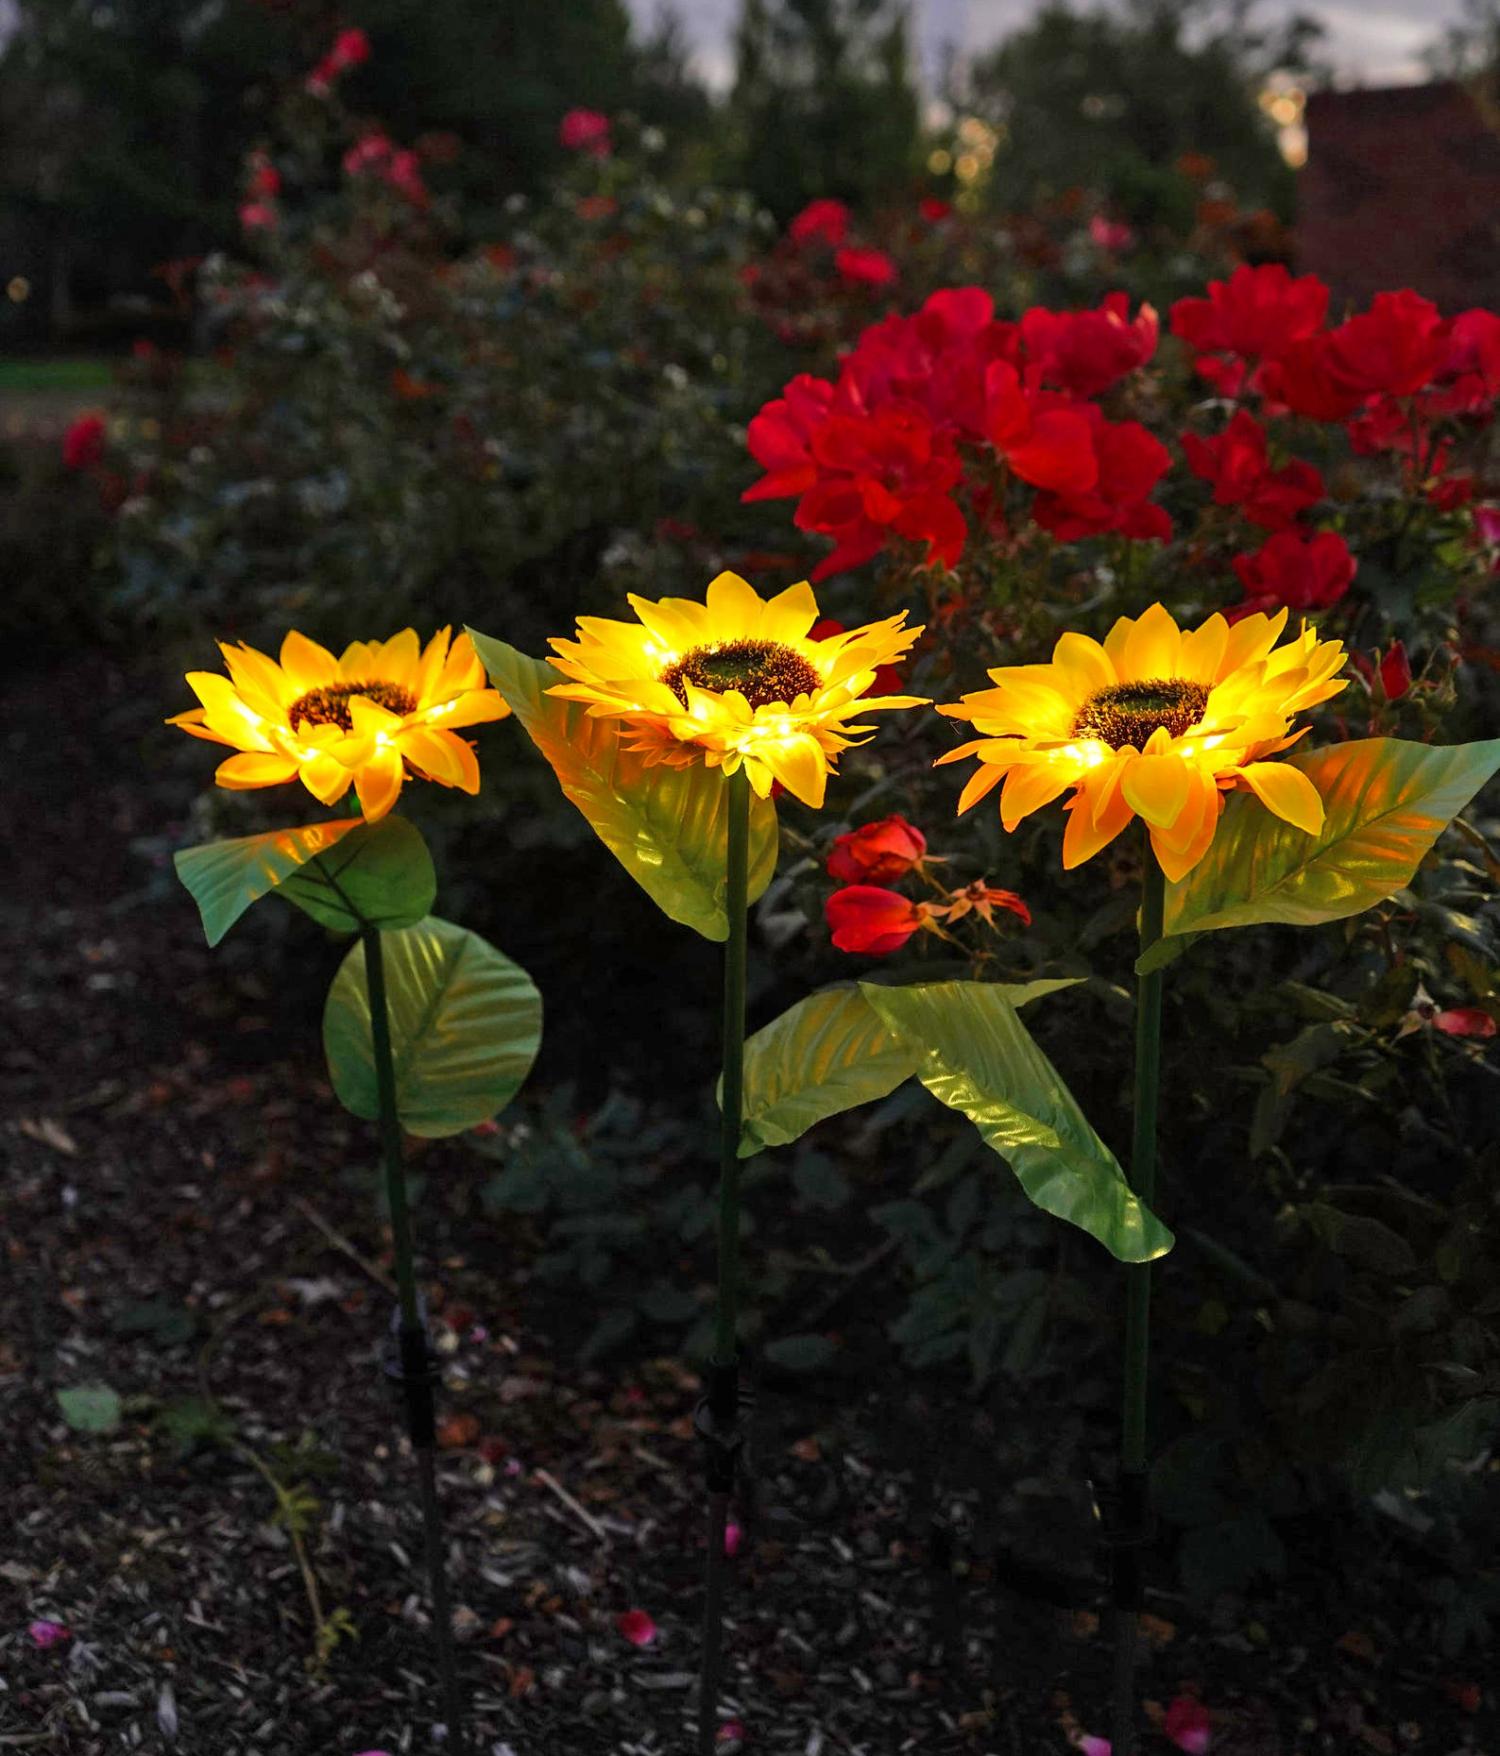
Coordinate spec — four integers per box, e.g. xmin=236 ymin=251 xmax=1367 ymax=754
xmin=1170 ymin=263 xmax=1328 ymax=362
xmin=559 ymin=109 xmax=611 ymax=156
xmin=1378 ymin=639 xmax=1412 ymax=701
xmin=985 ymin=362 xmax=1098 ymax=495
xmin=1032 ymin=408 xmax=1172 ymax=542
xmin=1020 ymin=292 xmax=1158 ymax=397
xmin=1181 ymin=410 xmax=1324 ymax=531
xmin=1324 ymin=290 xmax=1449 ymax=399
xmin=328 ymin=26 xmax=370 ymax=70
xmin=61 ymin=414 xmax=106 ymax=472
xmin=826 ymin=885 xmax=931 ymax=955
xmin=238 ymin=200 xmax=277 ymax=232
xmin=1231 ymin=528 xmax=1356 ymax=617
xmin=1258 ymin=333 xmax=1364 ymax=422
xmin=834 ymin=246 xmax=897 ymax=288
xmin=919 ymin=196 xmax=952 ymax=223
xmin=827 ymin=816 xmax=927 ymax=883
xmin=788 ymin=198 xmax=850 ymax=248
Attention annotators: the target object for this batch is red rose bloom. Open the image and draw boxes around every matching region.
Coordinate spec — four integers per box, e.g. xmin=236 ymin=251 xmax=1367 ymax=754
xmin=328 ymin=26 xmax=370 ymax=70
xmin=834 ymin=246 xmax=897 ymax=288
xmin=1257 ymin=334 xmax=1364 ymax=422
xmin=827 ymin=816 xmax=927 ymax=883
xmin=1181 ymin=410 xmax=1324 ymax=530
xmin=826 ymin=885 xmax=931 ymax=955
xmin=559 ymin=108 xmax=611 ymax=156
xmin=1032 ymin=409 xmax=1172 ymax=542
xmin=1170 ymin=263 xmax=1328 ymax=362
xmin=1324 ymin=290 xmax=1449 ymax=399
xmin=62 ymin=413 xmax=106 ymax=471
xmin=789 ymin=198 xmax=850 ymax=247
xmin=985 ymin=362 xmax=1098 ymax=495
xmin=1231 ymin=528 xmax=1356 ymax=617
xmin=1019 ymin=292 xmax=1159 ymax=397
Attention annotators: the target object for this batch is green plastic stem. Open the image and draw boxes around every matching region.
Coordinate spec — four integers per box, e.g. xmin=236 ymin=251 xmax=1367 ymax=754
xmin=1110 ymin=843 xmax=1166 ymax=1756
xmin=361 ymin=925 xmax=466 ymax=1755
xmin=699 ymin=766 xmax=751 ymax=1756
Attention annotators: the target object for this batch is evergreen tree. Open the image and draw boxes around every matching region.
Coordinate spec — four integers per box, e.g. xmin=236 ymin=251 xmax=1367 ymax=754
xmin=729 ymin=0 xmax=920 ymax=221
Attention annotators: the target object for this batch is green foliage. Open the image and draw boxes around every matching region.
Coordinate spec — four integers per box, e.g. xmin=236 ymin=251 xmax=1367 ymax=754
xmin=57 ymin=1383 xmax=123 ymax=1435
xmin=174 ymin=819 xmax=362 ymax=946
xmin=1162 ymin=739 xmax=1500 ymax=939
xmin=277 ymin=815 xmax=438 ymax=935
xmin=862 ymin=980 xmax=1173 ymax=1263
xmin=469 ymin=632 xmax=780 ymax=941
xmin=730 ymin=0 xmax=920 ymax=220
xmin=322 ymin=915 xmax=542 ymax=1136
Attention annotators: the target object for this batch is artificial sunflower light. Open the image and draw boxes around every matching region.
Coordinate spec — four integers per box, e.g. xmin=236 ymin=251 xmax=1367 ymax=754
xmin=937 ymin=603 xmax=1347 ymax=879
xmin=169 ymin=627 xmax=508 ymax=820
xmin=545 ymin=570 xmax=924 ymax=809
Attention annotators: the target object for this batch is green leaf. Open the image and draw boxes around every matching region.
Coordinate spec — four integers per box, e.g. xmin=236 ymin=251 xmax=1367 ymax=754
xmin=174 ymin=819 xmax=361 ymax=947
xmin=468 ymin=629 xmax=778 ymax=942
xmin=1162 ymin=737 xmax=1500 ymax=940
xmin=277 ymin=815 xmax=436 ymax=934
xmin=860 ymin=981 xmax=1172 ymax=1263
xmin=322 ymin=916 xmax=542 ymax=1138
xmin=734 ymin=978 xmax=1080 ymax=1160
xmin=57 ymin=1383 xmax=122 ymax=1435
xmin=736 ymin=984 xmax=920 ymax=1158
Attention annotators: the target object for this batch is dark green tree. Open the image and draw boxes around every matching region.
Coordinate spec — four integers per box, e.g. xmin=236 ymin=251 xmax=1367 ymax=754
xmin=967 ymin=0 xmax=1324 ymax=228
xmin=728 ymin=0 xmax=921 ymax=221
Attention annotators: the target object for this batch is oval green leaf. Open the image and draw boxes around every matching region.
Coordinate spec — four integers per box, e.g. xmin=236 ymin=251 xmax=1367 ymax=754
xmin=174 ymin=818 xmax=362 ymax=946
xmin=467 ymin=629 xmax=778 ymax=942
xmin=737 ymin=983 xmax=921 ymax=1158
xmin=323 ymin=916 xmax=542 ymax=1137
xmin=860 ymin=980 xmax=1172 ymax=1263
xmin=734 ymin=978 xmax=1081 ymax=1159
xmin=1163 ymin=737 xmax=1500 ymax=940
xmin=277 ymin=814 xmax=437 ymax=934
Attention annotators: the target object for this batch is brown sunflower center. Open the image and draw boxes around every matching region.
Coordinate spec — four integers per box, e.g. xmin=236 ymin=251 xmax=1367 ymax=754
xmin=288 ymin=679 xmax=418 ymax=733
xmin=660 ymin=639 xmax=822 ymax=711
xmin=1072 ymin=678 xmax=1209 ymax=750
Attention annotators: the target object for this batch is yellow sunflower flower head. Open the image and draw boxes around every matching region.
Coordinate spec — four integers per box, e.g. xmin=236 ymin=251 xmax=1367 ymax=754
xmin=545 ymin=571 xmax=926 ymax=809
xmin=936 ymin=603 xmax=1348 ymax=881
xmin=168 ymin=627 xmax=510 ymax=821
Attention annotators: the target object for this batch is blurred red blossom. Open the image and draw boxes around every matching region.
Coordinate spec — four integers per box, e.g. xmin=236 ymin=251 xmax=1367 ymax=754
xmin=789 ymin=198 xmax=850 ymax=247
xmin=61 ymin=414 xmax=106 ymax=471
xmin=559 ymin=108 xmax=611 ymax=157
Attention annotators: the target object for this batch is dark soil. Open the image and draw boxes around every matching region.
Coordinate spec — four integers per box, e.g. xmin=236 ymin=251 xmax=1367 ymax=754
xmin=1 ymin=651 xmax=1492 ymax=1756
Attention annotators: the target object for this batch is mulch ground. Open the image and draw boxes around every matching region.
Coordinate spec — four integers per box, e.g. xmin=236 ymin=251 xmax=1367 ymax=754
xmin=1 ymin=651 xmax=1493 ymax=1756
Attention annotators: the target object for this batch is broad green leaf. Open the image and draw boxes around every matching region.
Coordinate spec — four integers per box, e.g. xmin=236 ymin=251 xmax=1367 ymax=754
xmin=175 ymin=819 xmax=360 ymax=946
xmin=736 ymin=984 xmax=921 ymax=1158
xmin=1163 ymin=738 xmax=1500 ymax=940
xmin=860 ymin=980 xmax=1172 ymax=1263
xmin=57 ymin=1383 xmax=122 ymax=1435
xmin=323 ymin=916 xmax=542 ymax=1138
xmin=468 ymin=630 xmax=778 ymax=942
xmin=278 ymin=815 xmax=436 ymax=934
xmin=734 ymin=978 xmax=1082 ymax=1159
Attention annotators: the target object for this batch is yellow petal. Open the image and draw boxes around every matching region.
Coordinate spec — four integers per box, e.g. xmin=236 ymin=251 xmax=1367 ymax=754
xmin=956 ymin=763 xmax=1004 ymax=815
xmin=760 ymin=730 xmax=828 ymax=808
xmin=1051 ymin=630 xmax=1115 ymax=698
xmin=761 ymin=579 xmax=820 ymax=644
xmin=1063 ymin=778 xmax=1135 ymax=868
xmin=214 ymin=752 xmax=299 ymax=790
xmin=279 ymin=630 xmax=340 ymax=691
xmin=1178 ymin=614 xmax=1228 ymax=683
xmin=354 ymin=750 xmax=405 ymax=821
xmin=373 ymin=627 xmax=421 ymax=684
xmin=401 ymin=727 xmax=480 ymax=793
xmin=999 ymin=759 xmax=1074 ymax=830
xmin=1120 ymin=752 xmax=1191 ymax=829
xmin=422 ymin=689 xmax=510 ymax=730
xmin=704 ymin=570 xmax=766 ymax=637
xmin=301 ymin=753 xmax=354 ymax=806
xmin=186 ymin=672 xmax=275 ymax=752
xmin=1239 ymin=760 xmax=1324 ymax=835
xmin=1118 ymin=602 xmax=1183 ymax=682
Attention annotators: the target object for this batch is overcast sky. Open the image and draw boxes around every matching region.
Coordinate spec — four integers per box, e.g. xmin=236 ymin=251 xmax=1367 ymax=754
xmin=626 ymin=0 xmax=1468 ymax=90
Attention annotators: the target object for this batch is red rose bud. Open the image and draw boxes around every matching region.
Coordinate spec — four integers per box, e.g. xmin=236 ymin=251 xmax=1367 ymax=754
xmin=1164 ymin=1696 xmax=1212 ymax=1755
xmin=61 ymin=413 xmax=106 ymax=471
xmin=1378 ymin=640 xmax=1412 ymax=702
xmin=827 ymin=816 xmax=927 ymax=884
xmin=1434 ymin=1007 xmax=1497 ymax=1038
xmin=788 ymin=198 xmax=850 ymax=248
xmin=826 ymin=886 xmax=933 ymax=955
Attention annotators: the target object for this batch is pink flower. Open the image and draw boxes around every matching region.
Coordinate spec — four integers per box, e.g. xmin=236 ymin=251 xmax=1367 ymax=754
xmin=61 ymin=414 xmax=105 ymax=472
xmin=328 ymin=27 xmax=370 ymax=71
xmin=560 ymin=108 xmax=611 ymax=157
xmin=616 ymin=1608 xmax=657 ymax=1647
xmin=1434 ymin=1007 xmax=1497 ymax=1038
xmin=238 ymin=201 xmax=277 ymax=232
xmin=789 ymin=198 xmax=850 ymax=248
xmin=28 ymin=1620 xmax=71 ymax=1649
xmin=834 ymin=246 xmax=897 ymax=288
xmin=716 ymin=1723 xmax=747 ymax=1748
xmin=1074 ymin=1736 xmax=1111 ymax=1756
xmin=1089 ymin=214 xmax=1135 ymax=253
xmin=723 ymin=1520 xmax=743 ymax=1558
xmin=1165 ymin=1697 xmax=1212 ymax=1755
